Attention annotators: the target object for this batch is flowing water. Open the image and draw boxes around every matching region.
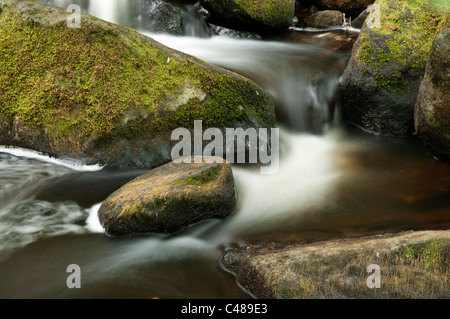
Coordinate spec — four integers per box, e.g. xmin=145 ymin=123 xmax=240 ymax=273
xmin=1 ymin=1 xmax=449 ymax=298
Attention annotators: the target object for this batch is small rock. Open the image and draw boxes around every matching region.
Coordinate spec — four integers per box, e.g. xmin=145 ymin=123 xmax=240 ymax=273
xmin=98 ymin=156 xmax=237 ymax=236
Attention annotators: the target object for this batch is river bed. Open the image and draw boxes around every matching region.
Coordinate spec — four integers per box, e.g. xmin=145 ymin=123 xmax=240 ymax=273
xmin=0 ymin=0 xmax=449 ymax=299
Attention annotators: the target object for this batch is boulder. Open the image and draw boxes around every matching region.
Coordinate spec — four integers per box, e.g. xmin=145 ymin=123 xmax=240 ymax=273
xmin=304 ymin=10 xmax=344 ymax=29
xmin=223 ymin=230 xmax=450 ymax=298
xmin=98 ymin=156 xmax=236 ymax=236
xmin=351 ymin=6 xmax=370 ymax=29
xmin=130 ymin=0 xmax=186 ymax=35
xmin=128 ymin=0 xmax=212 ymax=37
xmin=310 ymin=0 xmax=375 ymax=17
xmin=200 ymin=0 xmax=295 ymax=32
xmin=0 ymin=0 xmax=276 ymax=169
xmin=338 ymin=0 xmax=447 ymax=136
xmin=415 ymin=16 xmax=450 ymax=159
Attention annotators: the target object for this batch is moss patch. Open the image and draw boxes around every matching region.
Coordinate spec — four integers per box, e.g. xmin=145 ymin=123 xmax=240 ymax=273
xmin=175 ymin=165 xmax=222 ymax=187
xmin=399 ymin=239 xmax=448 ymax=271
xmin=201 ymin=0 xmax=295 ymax=30
xmin=356 ymin=0 xmax=446 ymax=94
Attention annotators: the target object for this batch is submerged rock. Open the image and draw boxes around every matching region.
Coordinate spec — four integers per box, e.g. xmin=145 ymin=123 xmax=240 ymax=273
xmin=338 ymin=0 xmax=447 ymax=136
xmin=98 ymin=156 xmax=236 ymax=236
xmin=415 ymin=16 xmax=450 ymax=159
xmin=200 ymin=0 xmax=295 ymax=32
xmin=0 ymin=0 xmax=276 ymax=169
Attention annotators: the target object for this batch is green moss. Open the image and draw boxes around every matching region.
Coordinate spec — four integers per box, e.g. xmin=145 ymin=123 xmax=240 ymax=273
xmin=202 ymin=0 xmax=294 ymax=29
xmin=0 ymin=1 xmax=275 ymax=156
xmin=400 ymin=239 xmax=449 ymax=270
xmin=356 ymin=0 xmax=446 ymax=94
xmin=234 ymin=0 xmax=294 ymax=27
xmin=175 ymin=165 xmax=222 ymax=187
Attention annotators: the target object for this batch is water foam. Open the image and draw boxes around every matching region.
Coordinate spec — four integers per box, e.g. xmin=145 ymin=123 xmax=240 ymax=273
xmin=0 ymin=146 xmax=103 ymax=172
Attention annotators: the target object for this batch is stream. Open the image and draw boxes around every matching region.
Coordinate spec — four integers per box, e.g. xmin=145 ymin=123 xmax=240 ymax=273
xmin=0 ymin=0 xmax=449 ymax=299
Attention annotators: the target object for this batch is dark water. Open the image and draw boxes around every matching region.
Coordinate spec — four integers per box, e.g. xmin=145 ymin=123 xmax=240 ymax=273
xmin=1 ymin=1 xmax=449 ymax=299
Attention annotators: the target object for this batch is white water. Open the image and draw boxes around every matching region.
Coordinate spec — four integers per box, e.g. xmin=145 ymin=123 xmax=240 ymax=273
xmin=88 ymin=0 xmax=129 ymax=25
xmin=0 ymin=151 xmax=104 ymax=262
xmin=85 ymin=203 xmax=104 ymax=233
xmin=0 ymin=146 xmax=103 ymax=172
xmin=3 ymin=1 xmax=356 ymax=248
xmin=147 ymin=33 xmax=346 ymax=132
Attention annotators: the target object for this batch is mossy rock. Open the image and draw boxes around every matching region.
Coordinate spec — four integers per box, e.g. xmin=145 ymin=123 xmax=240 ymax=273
xmin=338 ymin=0 xmax=448 ymax=136
xmin=415 ymin=15 xmax=450 ymax=159
xmin=0 ymin=0 xmax=276 ymax=168
xmin=304 ymin=10 xmax=344 ymax=29
xmin=98 ymin=156 xmax=237 ymax=236
xmin=310 ymin=0 xmax=375 ymax=17
xmin=222 ymin=230 xmax=450 ymax=299
xmin=200 ymin=0 xmax=295 ymax=32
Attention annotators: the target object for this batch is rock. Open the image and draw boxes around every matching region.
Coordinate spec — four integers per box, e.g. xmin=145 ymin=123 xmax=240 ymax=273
xmin=338 ymin=0 xmax=447 ymax=136
xmin=351 ymin=7 xmax=370 ymax=29
xmin=210 ymin=24 xmax=262 ymax=40
xmin=200 ymin=0 xmax=295 ymax=32
xmin=222 ymin=230 xmax=450 ymax=298
xmin=310 ymin=0 xmax=375 ymax=17
xmin=0 ymin=0 xmax=276 ymax=169
xmin=130 ymin=0 xmax=186 ymax=35
xmin=98 ymin=156 xmax=236 ymax=236
xmin=415 ymin=16 xmax=450 ymax=159
xmin=131 ymin=0 xmax=213 ymax=37
xmin=304 ymin=10 xmax=344 ymax=29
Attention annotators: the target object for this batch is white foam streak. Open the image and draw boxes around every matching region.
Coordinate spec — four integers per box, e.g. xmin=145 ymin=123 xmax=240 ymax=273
xmin=85 ymin=203 xmax=104 ymax=233
xmin=0 ymin=146 xmax=104 ymax=172
xmin=208 ymin=129 xmax=344 ymax=242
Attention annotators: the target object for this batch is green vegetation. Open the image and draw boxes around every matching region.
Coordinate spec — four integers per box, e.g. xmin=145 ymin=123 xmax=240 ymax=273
xmin=231 ymin=235 xmax=450 ymax=299
xmin=175 ymin=165 xmax=222 ymax=187
xmin=201 ymin=0 xmax=294 ymax=29
xmin=0 ymin=1 xmax=275 ymax=159
xmin=356 ymin=0 xmax=446 ymax=94
xmin=234 ymin=0 xmax=294 ymax=28
xmin=400 ymin=239 xmax=448 ymax=271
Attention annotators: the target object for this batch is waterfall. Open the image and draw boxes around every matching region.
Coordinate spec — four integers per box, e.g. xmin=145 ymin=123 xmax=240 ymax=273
xmin=88 ymin=0 xmax=130 ymax=25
